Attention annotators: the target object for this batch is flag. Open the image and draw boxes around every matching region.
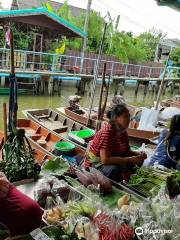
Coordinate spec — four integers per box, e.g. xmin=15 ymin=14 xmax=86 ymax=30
xmin=5 ymin=28 xmax=11 ymax=48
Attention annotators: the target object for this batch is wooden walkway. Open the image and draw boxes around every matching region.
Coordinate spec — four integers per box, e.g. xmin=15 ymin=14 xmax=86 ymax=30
xmin=0 ymin=69 xmax=180 ymax=96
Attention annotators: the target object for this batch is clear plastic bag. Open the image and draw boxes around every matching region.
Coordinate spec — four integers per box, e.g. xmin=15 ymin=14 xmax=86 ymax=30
xmin=51 ymin=179 xmax=70 ymax=203
xmin=34 ymin=181 xmax=51 ymax=208
xmin=89 ymin=167 xmax=112 ymax=193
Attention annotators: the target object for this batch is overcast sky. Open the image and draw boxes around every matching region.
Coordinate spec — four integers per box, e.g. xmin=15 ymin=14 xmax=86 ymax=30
xmin=1 ymin=0 xmax=180 ymax=39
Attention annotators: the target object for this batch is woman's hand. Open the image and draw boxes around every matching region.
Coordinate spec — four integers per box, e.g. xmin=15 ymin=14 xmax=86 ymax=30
xmin=132 ymin=152 xmax=147 ymax=166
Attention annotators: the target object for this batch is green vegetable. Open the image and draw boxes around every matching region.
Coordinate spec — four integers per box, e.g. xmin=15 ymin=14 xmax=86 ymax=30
xmin=102 ymin=187 xmax=125 ymax=208
xmin=0 ymin=230 xmax=9 ymax=240
xmin=128 ymin=167 xmax=168 ymax=197
xmin=166 ymin=175 xmax=180 ymax=197
xmin=65 ymin=200 xmax=97 ymax=218
xmin=42 ymin=226 xmax=80 ymax=240
xmin=0 ymin=129 xmax=40 ymax=182
xmin=42 ymin=157 xmax=69 ymax=176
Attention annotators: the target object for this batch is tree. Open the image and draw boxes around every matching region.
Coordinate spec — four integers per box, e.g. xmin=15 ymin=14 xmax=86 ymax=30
xmin=137 ymin=28 xmax=166 ymax=61
xmin=170 ymin=48 xmax=180 ymax=67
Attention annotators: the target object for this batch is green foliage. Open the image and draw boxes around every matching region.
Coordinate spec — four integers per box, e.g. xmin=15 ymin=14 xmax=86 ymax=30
xmin=0 ymin=0 xmax=167 ymax=64
xmin=170 ymin=48 xmax=180 ymax=67
xmin=137 ymin=28 xmax=166 ymax=61
xmin=47 ymin=1 xmax=166 ymax=63
xmin=0 ymin=29 xmax=5 ymax=47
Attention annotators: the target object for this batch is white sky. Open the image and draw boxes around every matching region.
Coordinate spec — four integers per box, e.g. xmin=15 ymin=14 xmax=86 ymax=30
xmin=1 ymin=0 xmax=180 ymax=39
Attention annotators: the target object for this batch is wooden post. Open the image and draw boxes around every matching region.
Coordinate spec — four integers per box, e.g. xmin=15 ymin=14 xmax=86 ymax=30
xmin=3 ymin=103 xmax=7 ymax=142
xmin=135 ymin=80 xmax=140 ymax=96
xmin=155 ymin=53 xmax=171 ymax=110
xmin=143 ymin=82 xmax=149 ymax=97
xmin=0 ymin=76 xmax=5 ymax=87
xmin=96 ymin=63 xmax=107 ymax=131
xmin=10 ymin=29 xmax=15 ymax=75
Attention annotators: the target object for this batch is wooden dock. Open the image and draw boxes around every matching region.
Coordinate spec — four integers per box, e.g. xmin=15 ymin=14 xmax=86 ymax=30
xmin=0 ymin=69 xmax=180 ymax=96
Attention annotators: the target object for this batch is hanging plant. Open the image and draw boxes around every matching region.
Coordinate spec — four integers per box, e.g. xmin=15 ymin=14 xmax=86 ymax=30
xmin=0 ymin=128 xmax=40 ymax=182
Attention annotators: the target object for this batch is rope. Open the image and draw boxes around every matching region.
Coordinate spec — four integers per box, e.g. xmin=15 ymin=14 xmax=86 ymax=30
xmin=8 ymin=73 xmax=18 ymax=132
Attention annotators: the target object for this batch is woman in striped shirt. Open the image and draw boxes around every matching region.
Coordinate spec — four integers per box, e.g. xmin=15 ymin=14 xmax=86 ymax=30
xmin=83 ymin=104 xmax=147 ymax=181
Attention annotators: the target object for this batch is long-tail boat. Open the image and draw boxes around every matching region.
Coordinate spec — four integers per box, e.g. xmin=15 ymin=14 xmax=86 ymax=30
xmin=24 ymin=108 xmax=157 ymax=146
xmin=161 ymin=96 xmax=180 ymax=108
xmin=17 ymin=118 xmax=85 ymax=160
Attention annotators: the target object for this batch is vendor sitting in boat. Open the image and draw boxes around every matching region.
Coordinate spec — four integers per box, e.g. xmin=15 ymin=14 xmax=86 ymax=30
xmin=83 ymin=104 xmax=147 ymax=181
xmin=150 ymin=114 xmax=180 ymax=170
xmin=68 ymin=95 xmax=84 ymax=113
xmin=0 ymin=171 xmax=43 ymax=237
xmin=68 ymin=95 xmax=98 ymax=120
xmin=107 ymin=95 xmax=141 ymax=128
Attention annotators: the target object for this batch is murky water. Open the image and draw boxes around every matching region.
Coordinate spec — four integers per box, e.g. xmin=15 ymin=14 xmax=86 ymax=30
xmin=0 ymin=84 xmax=174 ymax=130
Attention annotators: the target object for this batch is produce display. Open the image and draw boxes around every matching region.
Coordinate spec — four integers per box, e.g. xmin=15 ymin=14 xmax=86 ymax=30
xmin=2 ymin=135 xmax=180 ymax=240
xmin=43 ymin=207 xmax=64 ymax=224
xmin=75 ymin=167 xmax=112 ymax=193
xmin=64 ymin=176 xmax=140 ymax=209
xmin=127 ymin=167 xmax=172 ymax=197
xmin=34 ymin=177 xmax=84 ymax=209
xmin=0 ymin=130 xmax=40 ymax=182
xmin=42 ymin=157 xmax=70 ymax=176
xmin=93 ymin=213 xmax=134 ymax=240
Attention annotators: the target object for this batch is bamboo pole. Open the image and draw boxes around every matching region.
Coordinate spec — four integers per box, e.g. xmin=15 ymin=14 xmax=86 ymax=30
xmin=100 ymin=75 xmax=110 ymax=120
xmin=96 ymin=63 xmax=107 ymax=131
xmin=3 ymin=103 xmax=7 ymax=142
xmin=155 ymin=53 xmax=171 ymax=110
xmin=86 ymin=23 xmax=108 ymax=126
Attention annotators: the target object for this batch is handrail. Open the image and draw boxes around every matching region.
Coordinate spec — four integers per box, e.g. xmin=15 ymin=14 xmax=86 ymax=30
xmin=0 ymin=48 xmax=169 ymax=78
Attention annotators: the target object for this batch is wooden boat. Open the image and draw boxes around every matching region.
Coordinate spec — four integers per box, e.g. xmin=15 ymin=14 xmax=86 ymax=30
xmin=23 ymin=108 xmax=95 ymax=147
xmin=161 ymin=96 xmax=180 ymax=108
xmin=0 ymin=130 xmax=52 ymax=164
xmin=17 ymin=118 xmax=85 ymax=160
xmin=0 ymin=88 xmax=29 ymax=95
xmin=57 ymin=107 xmax=160 ymax=144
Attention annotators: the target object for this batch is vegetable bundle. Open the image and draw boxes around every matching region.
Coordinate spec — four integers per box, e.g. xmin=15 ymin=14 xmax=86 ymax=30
xmin=93 ymin=212 xmax=134 ymax=240
xmin=0 ymin=129 xmax=40 ymax=182
xmin=128 ymin=167 xmax=170 ymax=197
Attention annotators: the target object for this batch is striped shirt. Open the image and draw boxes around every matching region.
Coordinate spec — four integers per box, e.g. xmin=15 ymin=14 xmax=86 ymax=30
xmin=83 ymin=123 xmax=130 ymax=168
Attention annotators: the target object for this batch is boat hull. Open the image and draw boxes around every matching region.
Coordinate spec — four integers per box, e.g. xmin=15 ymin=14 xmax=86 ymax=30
xmin=57 ymin=107 xmax=160 ymax=144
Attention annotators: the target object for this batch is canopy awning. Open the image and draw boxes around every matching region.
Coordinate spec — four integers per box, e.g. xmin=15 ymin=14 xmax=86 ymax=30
xmin=0 ymin=7 xmax=87 ymax=38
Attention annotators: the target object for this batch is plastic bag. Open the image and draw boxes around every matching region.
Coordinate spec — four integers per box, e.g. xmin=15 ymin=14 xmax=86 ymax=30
xmin=34 ymin=181 xmax=51 ymax=208
xmin=75 ymin=169 xmax=92 ymax=186
xmin=159 ymin=107 xmax=180 ymax=122
xmin=138 ymin=108 xmax=159 ymax=131
xmin=51 ymin=179 xmax=70 ymax=203
xmin=89 ymin=167 xmax=112 ymax=193
xmin=75 ymin=216 xmax=99 ymax=240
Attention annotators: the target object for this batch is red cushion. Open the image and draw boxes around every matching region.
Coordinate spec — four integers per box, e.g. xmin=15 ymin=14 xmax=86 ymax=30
xmin=0 ymin=184 xmax=43 ymax=236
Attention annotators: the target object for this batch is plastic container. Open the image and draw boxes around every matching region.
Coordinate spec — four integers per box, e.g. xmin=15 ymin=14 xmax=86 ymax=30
xmin=54 ymin=141 xmax=75 ymax=157
xmin=71 ymin=129 xmax=95 ymax=140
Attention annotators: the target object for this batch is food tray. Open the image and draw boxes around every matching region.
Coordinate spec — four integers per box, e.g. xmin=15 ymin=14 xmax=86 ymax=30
xmin=111 ymin=180 xmax=149 ymax=202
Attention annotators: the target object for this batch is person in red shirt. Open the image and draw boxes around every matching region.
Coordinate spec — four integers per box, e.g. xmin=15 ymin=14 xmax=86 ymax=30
xmin=0 ymin=171 xmax=43 ymax=237
xmin=83 ymin=104 xmax=146 ymax=181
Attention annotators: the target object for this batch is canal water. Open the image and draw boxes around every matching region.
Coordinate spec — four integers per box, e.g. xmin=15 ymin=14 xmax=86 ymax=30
xmin=0 ymin=84 xmax=173 ymax=130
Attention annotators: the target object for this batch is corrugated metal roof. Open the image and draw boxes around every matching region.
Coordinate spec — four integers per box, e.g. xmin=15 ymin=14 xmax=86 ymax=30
xmin=0 ymin=7 xmax=87 ymax=38
xmin=11 ymin=0 xmax=84 ymax=17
